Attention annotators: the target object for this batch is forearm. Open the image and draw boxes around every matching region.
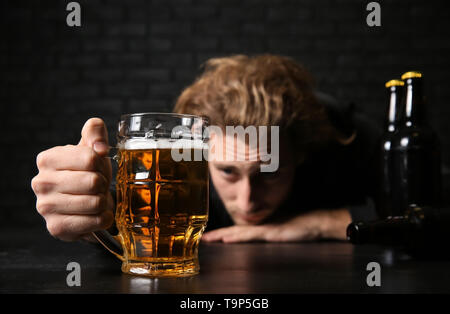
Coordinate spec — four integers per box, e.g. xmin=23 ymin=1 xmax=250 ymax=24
xmin=272 ymin=208 xmax=352 ymax=242
xmin=317 ymin=208 xmax=352 ymax=240
xmin=202 ymin=208 xmax=353 ymax=243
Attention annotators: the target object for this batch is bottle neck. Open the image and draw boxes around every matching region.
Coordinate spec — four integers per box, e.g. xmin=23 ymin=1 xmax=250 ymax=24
xmin=385 ymin=86 xmax=403 ymax=132
xmin=403 ymin=78 xmax=426 ymax=127
xmin=347 ymin=216 xmax=415 ymax=246
xmin=347 ymin=207 xmax=450 ymax=257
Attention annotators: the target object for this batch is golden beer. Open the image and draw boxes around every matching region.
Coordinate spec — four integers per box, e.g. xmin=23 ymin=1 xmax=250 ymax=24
xmin=115 ymin=142 xmax=208 ymax=276
xmin=92 ymin=113 xmax=209 ymax=277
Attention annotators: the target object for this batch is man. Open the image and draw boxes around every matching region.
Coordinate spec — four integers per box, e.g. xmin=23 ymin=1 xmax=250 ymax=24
xmin=31 ymin=54 xmax=380 ymax=243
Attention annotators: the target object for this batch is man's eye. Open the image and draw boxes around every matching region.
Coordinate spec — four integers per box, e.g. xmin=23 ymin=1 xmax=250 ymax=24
xmin=221 ymin=168 xmax=234 ymax=175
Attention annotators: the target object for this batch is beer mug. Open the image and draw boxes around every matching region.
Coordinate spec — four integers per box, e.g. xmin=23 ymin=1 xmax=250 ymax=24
xmin=93 ymin=113 xmax=209 ymax=277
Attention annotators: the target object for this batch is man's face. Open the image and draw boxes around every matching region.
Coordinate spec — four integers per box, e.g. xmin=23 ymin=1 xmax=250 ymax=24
xmin=208 ymin=134 xmax=296 ymax=225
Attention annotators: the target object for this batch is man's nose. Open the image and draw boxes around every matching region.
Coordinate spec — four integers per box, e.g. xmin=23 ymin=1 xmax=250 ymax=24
xmin=236 ymin=177 xmax=258 ymax=214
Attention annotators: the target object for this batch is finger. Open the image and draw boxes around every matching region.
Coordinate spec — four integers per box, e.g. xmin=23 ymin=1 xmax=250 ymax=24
xmin=221 ymin=227 xmax=249 ymax=243
xmin=221 ymin=226 xmax=266 ymax=243
xmin=78 ymin=118 xmax=112 ymax=182
xmin=202 ymin=227 xmax=231 ymax=242
xmin=37 ymin=145 xmax=107 ymax=172
xmin=37 ymin=192 xmax=114 ymax=216
xmin=46 ymin=210 xmax=114 ymax=242
xmin=78 ymin=117 xmax=110 ymax=156
xmin=222 ymin=232 xmax=249 ymax=243
xmin=33 ymin=170 xmax=109 ymax=195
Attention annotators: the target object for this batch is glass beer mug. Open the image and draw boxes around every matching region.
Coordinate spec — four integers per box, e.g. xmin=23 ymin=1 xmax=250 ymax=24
xmin=93 ymin=113 xmax=209 ymax=277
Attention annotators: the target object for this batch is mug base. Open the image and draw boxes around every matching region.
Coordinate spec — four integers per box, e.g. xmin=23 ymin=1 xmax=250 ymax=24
xmin=121 ymin=259 xmax=199 ymax=277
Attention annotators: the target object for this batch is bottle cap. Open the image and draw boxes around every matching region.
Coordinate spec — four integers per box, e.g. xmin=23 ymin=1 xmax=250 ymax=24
xmin=385 ymin=79 xmax=405 ymax=88
xmin=346 ymin=222 xmax=369 ymax=244
xmin=401 ymin=71 xmax=423 ymax=80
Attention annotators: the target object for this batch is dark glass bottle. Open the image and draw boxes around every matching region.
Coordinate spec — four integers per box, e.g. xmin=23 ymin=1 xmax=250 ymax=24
xmin=377 ymin=79 xmax=404 ymax=218
xmin=389 ymin=72 xmax=442 ymax=215
xmin=347 ymin=206 xmax=450 ymax=257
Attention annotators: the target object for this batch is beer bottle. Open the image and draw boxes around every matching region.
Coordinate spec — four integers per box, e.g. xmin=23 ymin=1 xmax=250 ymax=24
xmin=389 ymin=71 xmax=442 ymax=215
xmin=377 ymin=79 xmax=404 ymax=218
xmin=347 ymin=206 xmax=450 ymax=257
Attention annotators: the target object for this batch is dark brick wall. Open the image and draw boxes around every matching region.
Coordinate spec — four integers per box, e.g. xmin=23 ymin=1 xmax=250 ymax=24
xmin=1 ymin=0 xmax=449 ymax=226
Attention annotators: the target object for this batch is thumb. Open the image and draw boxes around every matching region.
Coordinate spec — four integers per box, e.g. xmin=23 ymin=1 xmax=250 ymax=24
xmin=78 ymin=118 xmax=110 ymax=156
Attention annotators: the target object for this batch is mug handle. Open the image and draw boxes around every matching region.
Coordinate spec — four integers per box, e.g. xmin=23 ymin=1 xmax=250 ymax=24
xmin=92 ymin=146 xmax=125 ymax=261
xmin=92 ymin=230 xmax=125 ymax=261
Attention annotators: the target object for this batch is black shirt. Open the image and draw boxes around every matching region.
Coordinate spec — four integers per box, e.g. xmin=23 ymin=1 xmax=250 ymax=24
xmin=206 ymin=93 xmax=382 ymax=231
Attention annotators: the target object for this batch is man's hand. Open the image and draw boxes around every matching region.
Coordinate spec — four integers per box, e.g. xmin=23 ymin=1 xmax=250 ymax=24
xmin=31 ymin=118 xmax=114 ymax=242
xmin=201 ymin=208 xmax=351 ymax=243
xmin=202 ymin=224 xmax=274 ymax=243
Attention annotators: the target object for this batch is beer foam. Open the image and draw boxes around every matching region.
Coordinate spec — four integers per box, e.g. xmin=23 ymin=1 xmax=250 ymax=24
xmin=118 ymin=138 xmax=207 ymax=150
